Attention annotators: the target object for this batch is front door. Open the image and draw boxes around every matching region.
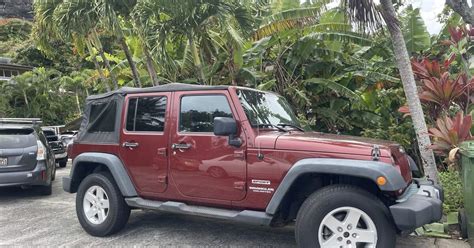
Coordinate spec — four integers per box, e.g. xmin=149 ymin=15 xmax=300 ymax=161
xmin=119 ymin=93 xmax=170 ymax=196
xmin=170 ymin=91 xmax=247 ymax=201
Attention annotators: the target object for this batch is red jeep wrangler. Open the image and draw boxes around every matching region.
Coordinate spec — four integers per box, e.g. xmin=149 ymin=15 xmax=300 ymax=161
xmin=63 ymin=83 xmax=442 ymax=247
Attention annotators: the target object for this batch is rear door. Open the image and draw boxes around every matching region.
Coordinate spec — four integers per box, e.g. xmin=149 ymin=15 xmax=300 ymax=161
xmin=0 ymin=128 xmax=38 ymax=172
xmin=119 ymin=92 xmax=171 ymax=196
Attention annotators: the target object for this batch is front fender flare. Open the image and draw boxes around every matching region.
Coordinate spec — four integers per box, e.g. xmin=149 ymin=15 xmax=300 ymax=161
xmin=265 ymin=158 xmax=407 ymax=215
xmin=66 ymin=152 xmax=137 ymax=197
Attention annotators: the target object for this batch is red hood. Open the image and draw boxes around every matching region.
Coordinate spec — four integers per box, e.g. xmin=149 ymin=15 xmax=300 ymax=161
xmin=254 ymin=131 xmax=412 ymax=184
xmin=255 ymin=131 xmax=401 ymax=158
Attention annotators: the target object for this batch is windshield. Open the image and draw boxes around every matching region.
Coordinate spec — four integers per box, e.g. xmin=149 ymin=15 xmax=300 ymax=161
xmin=236 ymin=89 xmax=301 ymax=128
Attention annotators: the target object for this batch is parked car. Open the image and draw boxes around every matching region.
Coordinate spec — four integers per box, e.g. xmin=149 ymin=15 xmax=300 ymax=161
xmin=0 ymin=118 xmax=56 ymax=195
xmin=42 ymin=127 xmax=68 ymax=167
xmin=63 ymin=83 xmax=443 ymax=247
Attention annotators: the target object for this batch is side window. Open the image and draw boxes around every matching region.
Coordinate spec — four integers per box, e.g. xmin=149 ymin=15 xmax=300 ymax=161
xmin=88 ymin=100 xmax=117 ymax=133
xmin=126 ymin=96 xmax=167 ymax=132
xmin=180 ymin=95 xmax=233 ymax=133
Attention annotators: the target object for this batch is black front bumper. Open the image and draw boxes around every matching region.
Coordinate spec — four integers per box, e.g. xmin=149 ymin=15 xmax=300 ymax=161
xmin=389 ymin=181 xmax=443 ymax=231
xmin=0 ymin=161 xmax=49 ymax=187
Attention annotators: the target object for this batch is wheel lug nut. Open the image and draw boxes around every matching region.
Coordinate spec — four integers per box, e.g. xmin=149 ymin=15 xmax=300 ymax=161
xmin=337 ymin=237 xmax=343 ymax=241
xmin=347 ymin=240 xmax=351 ymax=244
xmin=347 ymin=224 xmax=352 ymax=230
xmin=337 ymin=227 xmax=343 ymax=232
xmin=352 ymin=233 xmax=357 ymax=238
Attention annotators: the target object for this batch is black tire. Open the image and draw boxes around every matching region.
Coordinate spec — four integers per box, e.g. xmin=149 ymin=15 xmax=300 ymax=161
xmin=76 ymin=172 xmax=130 ymax=237
xmin=295 ymin=185 xmax=396 ymax=248
xmin=37 ymin=182 xmax=52 ymax=196
xmin=459 ymin=209 xmax=468 ymax=239
xmin=51 ymin=165 xmax=56 ymax=181
xmin=59 ymin=159 xmax=67 ymax=168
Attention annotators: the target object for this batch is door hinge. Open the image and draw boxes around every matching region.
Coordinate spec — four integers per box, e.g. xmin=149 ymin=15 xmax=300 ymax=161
xmin=157 ymin=175 xmax=168 ymax=184
xmin=233 ymin=181 xmax=246 ymax=191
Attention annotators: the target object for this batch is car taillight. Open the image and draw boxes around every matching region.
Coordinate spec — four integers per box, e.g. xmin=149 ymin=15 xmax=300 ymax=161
xmin=37 ymin=141 xmax=46 ymax=160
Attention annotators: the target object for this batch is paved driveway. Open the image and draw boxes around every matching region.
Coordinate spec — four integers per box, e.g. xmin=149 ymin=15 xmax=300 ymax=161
xmin=0 ymin=163 xmax=469 ymax=247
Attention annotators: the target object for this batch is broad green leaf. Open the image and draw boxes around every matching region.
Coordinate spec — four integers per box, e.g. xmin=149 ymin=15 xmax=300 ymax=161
xmin=401 ymin=5 xmax=430 ymax=54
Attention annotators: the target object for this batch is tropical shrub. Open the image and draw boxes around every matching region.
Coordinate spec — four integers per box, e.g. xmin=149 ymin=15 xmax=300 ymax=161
xmin=429 ymin=111 xmax=473 ymax=155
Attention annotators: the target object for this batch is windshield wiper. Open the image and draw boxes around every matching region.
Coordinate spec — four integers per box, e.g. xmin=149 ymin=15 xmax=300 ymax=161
xmin=277 ymin=123 xmax=305 ymax=132
xmin=255 ymin=123 xmax=287 ymax=132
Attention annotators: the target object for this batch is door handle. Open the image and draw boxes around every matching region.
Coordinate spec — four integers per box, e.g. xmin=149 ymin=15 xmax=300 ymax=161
xmin=171 ymin=143 xmax=192 ymax=150
xmin=122 ymin=142 xmax=139 ymax=149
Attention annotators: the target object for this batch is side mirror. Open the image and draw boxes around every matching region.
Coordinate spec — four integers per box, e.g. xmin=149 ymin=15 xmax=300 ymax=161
xmin=214 ymin=117 xmax=242 ymax=147
xmin=214 ymin=117 xmax=237 ymax=136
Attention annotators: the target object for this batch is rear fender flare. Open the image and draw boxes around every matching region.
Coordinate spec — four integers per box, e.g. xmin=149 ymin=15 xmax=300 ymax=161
xmin=69 ymin=152 xmax=137 ymax=197
xmin=265 ymin=158 xmax=407 ymax=215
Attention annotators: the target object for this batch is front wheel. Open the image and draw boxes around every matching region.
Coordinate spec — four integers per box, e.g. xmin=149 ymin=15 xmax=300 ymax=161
xmin=295 ymin=185 xmax=396 ymax=248
xmin=76 ymin=172 xmax=130 ymax=237
xmin=59 ymin=159 xmax=67 ymax=168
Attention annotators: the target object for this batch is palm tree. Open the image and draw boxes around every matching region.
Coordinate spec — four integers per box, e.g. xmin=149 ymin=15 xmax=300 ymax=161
xmin=144 ymin=0 xmax=252 ymax=84
xmin=95 ymin=0 xmax=142 ymax=87
xmin=343 ymin=0 xmax=439 ymax=183
xmin=131 ymin=0 xmax=160 ymax=85
xmin=34 ymin=0 xmax=117 ymax=91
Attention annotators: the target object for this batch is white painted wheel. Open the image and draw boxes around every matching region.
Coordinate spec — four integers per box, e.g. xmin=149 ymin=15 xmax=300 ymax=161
xmin=83 ymin=185 xmax=110 ymax=225
xmin=318 ymin=206 xmax=377 ymax=248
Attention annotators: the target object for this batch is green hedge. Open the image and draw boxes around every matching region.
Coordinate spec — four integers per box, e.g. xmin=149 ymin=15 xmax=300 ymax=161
xmin=439 ymin=169 xmax=464 ymax=214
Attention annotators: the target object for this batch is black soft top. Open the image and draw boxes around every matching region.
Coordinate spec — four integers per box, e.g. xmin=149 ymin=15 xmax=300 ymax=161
xmin=87 ymin=83 xmax=230 ymax=100
xmin=77 ymin=83 xmax=231 ymax=144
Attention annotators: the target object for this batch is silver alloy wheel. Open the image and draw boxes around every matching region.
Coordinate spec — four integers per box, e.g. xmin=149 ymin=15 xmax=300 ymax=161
xmin=318 ymin=207 xmax=377 ymax=248
xmin=83 ymin=185 xmax=110 ymax=225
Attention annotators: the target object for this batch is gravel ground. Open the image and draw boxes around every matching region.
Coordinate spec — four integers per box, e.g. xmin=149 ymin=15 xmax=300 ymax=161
xmin=0 ymin=162 xmax=470 ymax=247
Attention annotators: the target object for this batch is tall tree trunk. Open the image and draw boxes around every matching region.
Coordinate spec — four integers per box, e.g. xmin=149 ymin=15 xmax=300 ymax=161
xmin=380 ymin=0 xmax=439 ymax=184
xmin=75 ymin=90 xmax=82 ymax=115
xmin=446 ymin=0 xmax=474 ymax=24
xmin=189 ymin=36 xmax=206 ymax=84
xmin=119 ymin=37 xmax=142 ymax=88
xmin=23 ymin=90 xmax=29 ymax=108
xmin=228 ymin=46 xmax=237 ymax=86
xmin=143 ymin=45 xmax=159 ymax=86
xmin=85 ymin=38 xmax=111 ymax=92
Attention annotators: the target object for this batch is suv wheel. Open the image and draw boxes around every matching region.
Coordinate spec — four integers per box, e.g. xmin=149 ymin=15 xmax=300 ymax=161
xmin=59 ymin=159 xmax=67 ymax=168
xmin=76 ymin=172 xmax=130 ymax=237
xmin=37 ymin=182 xmax=52 ymax=196
xmin=295 ymin=185 xmax=396 ymax=248
xmin=51 ymin=165 xmax=56 ymax=181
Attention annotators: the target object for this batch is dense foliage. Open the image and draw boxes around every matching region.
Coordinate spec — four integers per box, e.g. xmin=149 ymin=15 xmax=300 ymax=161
xmin=0 ymin=0 xmax=471 ymax=168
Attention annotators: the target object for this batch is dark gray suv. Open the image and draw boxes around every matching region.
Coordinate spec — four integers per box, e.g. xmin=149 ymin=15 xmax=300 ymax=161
xmin=0 ymin=118 xmax=56 ymax=195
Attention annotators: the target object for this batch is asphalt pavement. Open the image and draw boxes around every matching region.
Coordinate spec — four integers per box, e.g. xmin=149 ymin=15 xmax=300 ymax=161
xmin=0 ymin=162 xmax=470 ymax=247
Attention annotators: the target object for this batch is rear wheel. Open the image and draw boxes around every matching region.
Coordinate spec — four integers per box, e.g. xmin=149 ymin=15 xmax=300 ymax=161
xmin=51 ymin=164 xmax=56 ymax=181
xmin=76 ymin=172 xmax=130 ymax=237
xmin=295 ymin=185 xmax=396 ymax=248
xmin=37 ymin=182 xmax=52 ymax=196
xmin=59 ymin=159 xmax=67 ymax=168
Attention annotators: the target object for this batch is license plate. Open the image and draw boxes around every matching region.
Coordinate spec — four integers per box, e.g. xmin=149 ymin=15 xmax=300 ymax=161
xmin=0 ymin=158 xmax=7 ymax=166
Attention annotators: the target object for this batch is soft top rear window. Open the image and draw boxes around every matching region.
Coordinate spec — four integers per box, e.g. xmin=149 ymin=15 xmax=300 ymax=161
xmin=0 ymin=129 xmax=37 ymax=149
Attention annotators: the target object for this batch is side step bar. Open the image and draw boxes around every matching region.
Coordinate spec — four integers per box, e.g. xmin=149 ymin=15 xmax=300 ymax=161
xmin=125 ymin=197 xmax=273 ymax=226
